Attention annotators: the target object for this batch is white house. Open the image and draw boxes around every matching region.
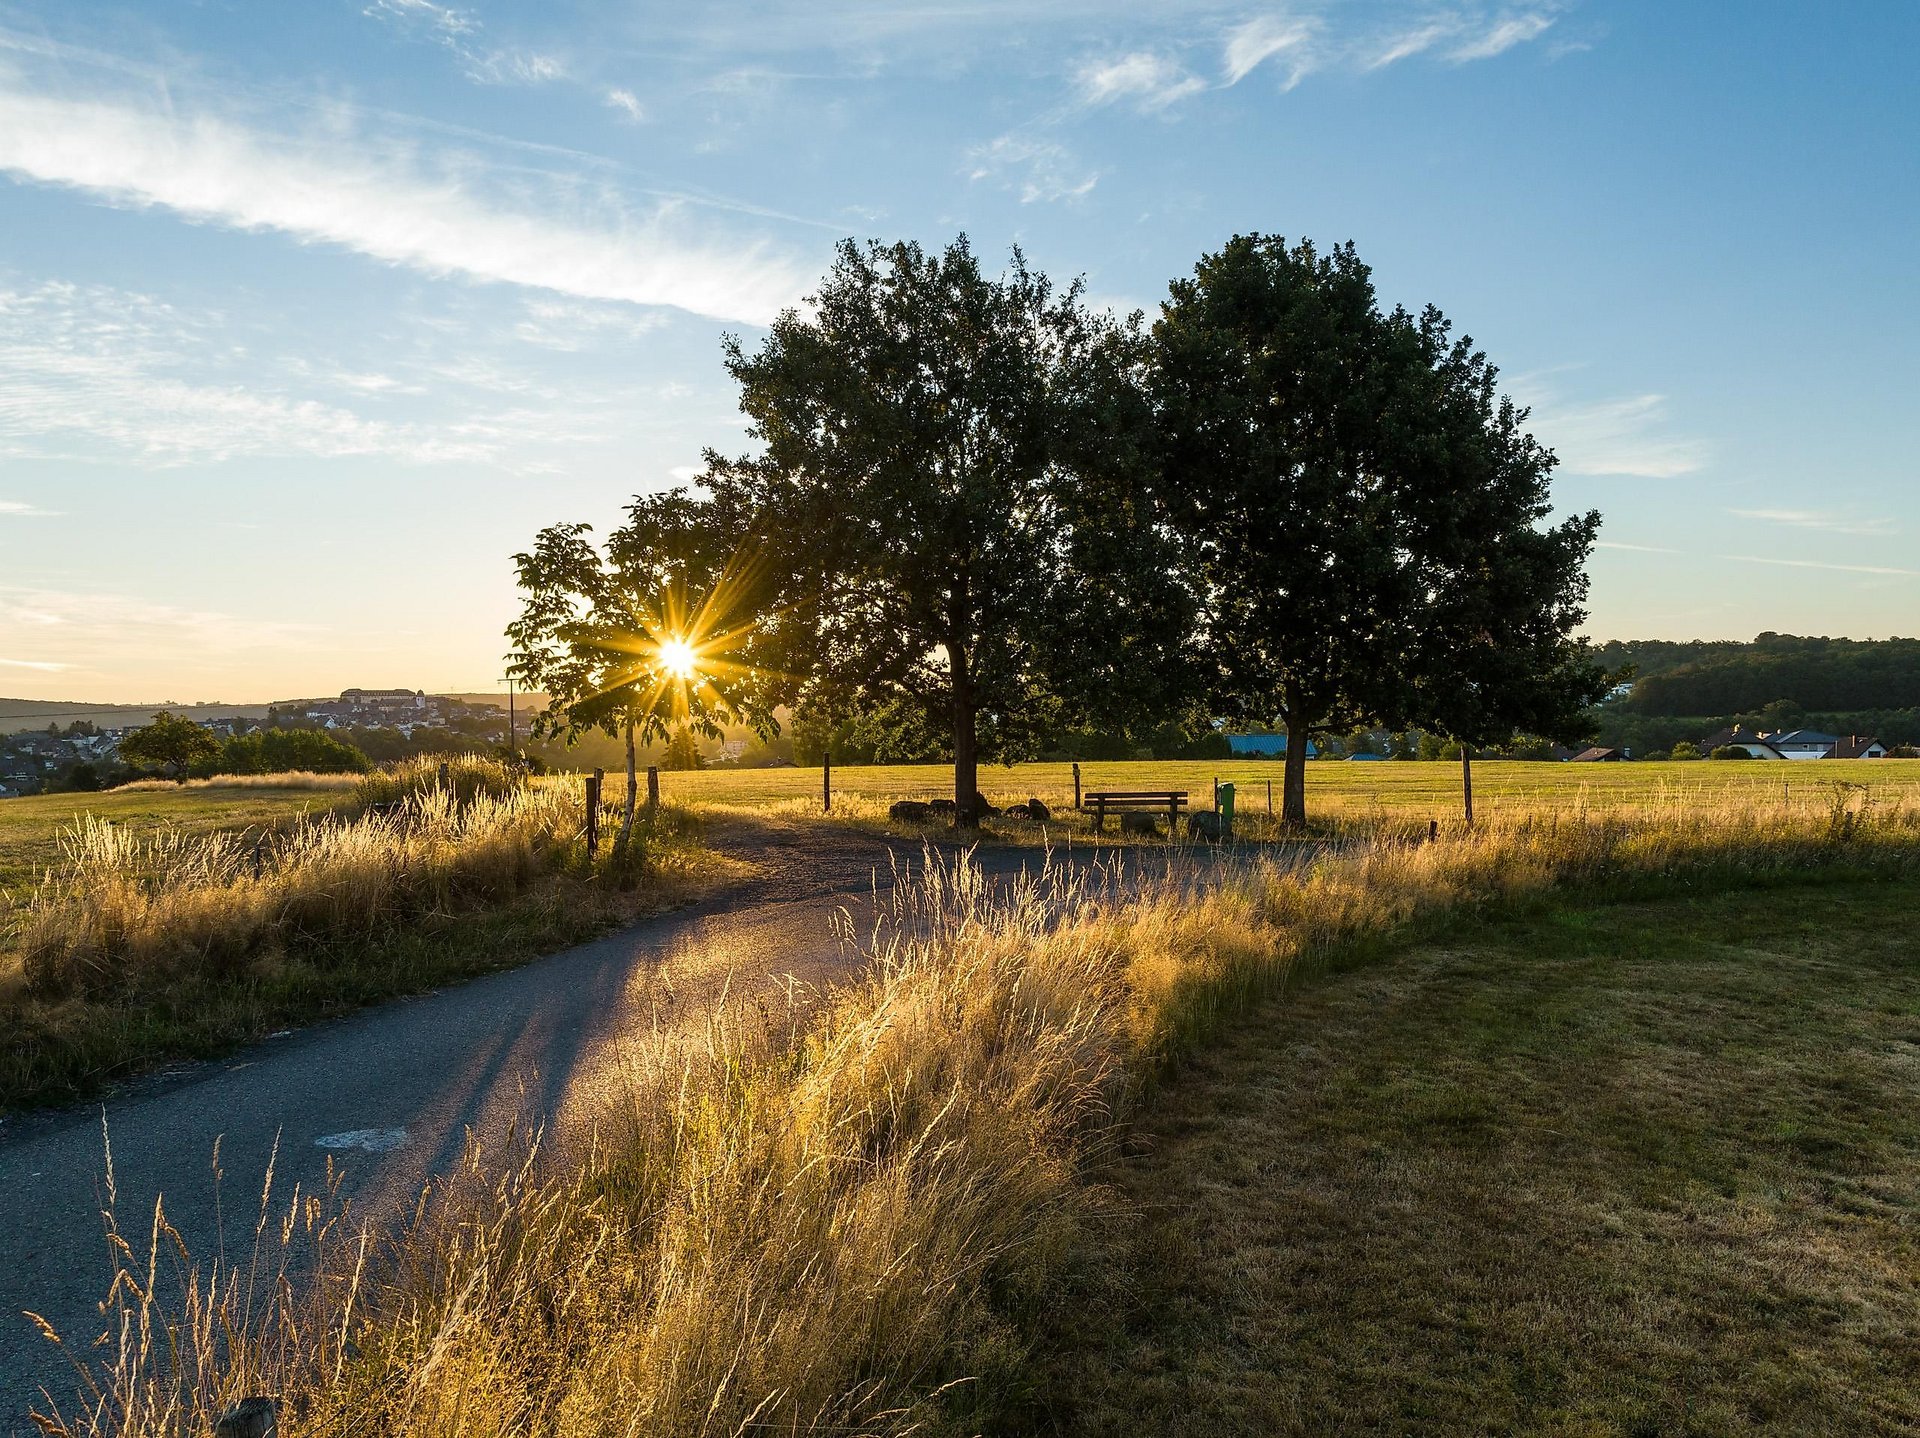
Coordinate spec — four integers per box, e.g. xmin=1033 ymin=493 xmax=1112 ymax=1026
xmin=1767 ymin=729 xmax=1842 ymax=761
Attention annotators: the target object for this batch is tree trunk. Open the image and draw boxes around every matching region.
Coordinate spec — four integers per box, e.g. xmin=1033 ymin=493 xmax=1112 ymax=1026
xmin=620 ymin=714 xmax=638 ymax=841
xmin=1461 ymin=744 xmax=1475 ymax=828
xmin=952 ymin=646 xmax=979 ymax=829
xmin=1282 ymin=720 xmax=1309 ymax=829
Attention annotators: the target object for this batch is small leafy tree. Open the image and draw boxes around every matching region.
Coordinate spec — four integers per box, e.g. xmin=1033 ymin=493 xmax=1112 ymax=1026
xmin=662 ymin=729 xmax=705 ymax=771
xmin=118 ymin=712 xmax=221 ymax=781
xmin=1669 ymin=740 xmax=1703 ymax=760
xmin=509 ymin=491 xmax=777 ymax=839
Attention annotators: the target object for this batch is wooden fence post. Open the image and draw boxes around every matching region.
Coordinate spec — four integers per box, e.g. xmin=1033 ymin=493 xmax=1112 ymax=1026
xmin=1072 ymin=762 xmax=1082 ymax=811
xmin=437 ymin=760 xmax=450 ymax=792
xmin=646 ymin=765 xmax=659 ymax=815
xmin=585 ymin=769 xmax=602 ymax=858
xmin=1266 ymin=778 xmax=1273 ymax=815
xmin=823 ymin=753 xmax=832 ymax=813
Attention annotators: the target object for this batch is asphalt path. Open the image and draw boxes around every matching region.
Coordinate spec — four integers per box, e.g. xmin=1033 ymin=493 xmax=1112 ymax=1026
xmin=0 ymin=818 xmax=1243 ymax=1429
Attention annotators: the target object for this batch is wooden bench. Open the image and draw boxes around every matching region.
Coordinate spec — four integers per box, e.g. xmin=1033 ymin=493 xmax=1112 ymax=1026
xmin=1084 ymin=790 xmax=1189 ymax=834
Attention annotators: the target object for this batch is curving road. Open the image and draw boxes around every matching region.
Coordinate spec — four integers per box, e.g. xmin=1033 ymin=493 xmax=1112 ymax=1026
xmin=0 ymin=818 xmax=1221 ymax=1429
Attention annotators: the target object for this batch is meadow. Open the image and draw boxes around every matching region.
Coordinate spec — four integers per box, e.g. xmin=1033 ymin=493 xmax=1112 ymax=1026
xmin=0 ymin=760 xmax=718 ymax=1111
xmin=35 ymin=786 xmax=1920 ymax=1437
xmin=658 ymin=755 xmax=1920 ymax=827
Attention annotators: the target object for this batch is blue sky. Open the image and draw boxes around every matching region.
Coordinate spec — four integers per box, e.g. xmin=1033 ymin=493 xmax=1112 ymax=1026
xmin=0 ymin=1 xmax=1915 ymax=701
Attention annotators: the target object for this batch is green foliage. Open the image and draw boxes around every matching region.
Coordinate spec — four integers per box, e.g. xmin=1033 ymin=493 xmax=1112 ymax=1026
xmin=703 ymin=235 xmax=1188 ymax=817
xmin=1612 ymin=633 xmax=1920 ymax=716
xmin=1669 ymin=740 xmax=1703 ymax=760
xmin=662 ymin=729 xmax=706 ymax=771
xmin=1153 ymin=234 xmax=1601 ymax=825
xmin=1710 ymin=746 xmax=1756 ymax=760
xmin=200 ymin=728 xmax=372 ymax=777
xmin=118 ymin=711 xmax=223 ymax=779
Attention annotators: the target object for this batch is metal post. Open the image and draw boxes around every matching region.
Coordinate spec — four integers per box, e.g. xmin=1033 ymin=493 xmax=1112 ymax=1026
xmin=585 ymin=770 xmax=602 ymax=858
xmin=1072 ymin=761 xmax=1082 ymax=811
xmin=823 ymin=752 xmax=832 ymax=813
xmin=646 ymin=764 xmax=660 ymax=815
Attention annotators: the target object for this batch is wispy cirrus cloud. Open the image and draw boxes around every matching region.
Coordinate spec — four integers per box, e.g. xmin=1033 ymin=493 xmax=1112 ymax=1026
xmin=0 ymin=279 xmax=635 ymax=466
xmin=1225 ymin=5 xmax=1563 ymax=88
xmin=0 ymin=498 xmax=59 ymax=516
xmin=1222 ymin=15 xmax=1320 ymax=87
xmin=1729 ymin=508 xmax=1898 ymax=538
xmin=0 ymin=69 xmax=810 ymax=324
xmin=964 ymin=134 xmax=1099 ymax=203
xmin=1075 ymin=51 xmax=1208 ymax=112
xmin=364 ymin=0 xmax=567 ymax=86
xmin=0 ymin=585 xmax=325 ymax=685
xmin=1448 ymin=13 xmax=1557 ymax=61
xmin=1596 ymin=542 xmax=1918 ymax=579
xmin=1509 ymin=379 xmax=1707 ymax=479
xmin=603 ymin=87 xmax=646 ymax=122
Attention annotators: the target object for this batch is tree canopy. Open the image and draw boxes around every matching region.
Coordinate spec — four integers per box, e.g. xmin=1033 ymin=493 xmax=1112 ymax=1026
xmin=1154 ymin=234 xmax=1601 ymax=824
xmin=703 ymin=235 xmax=1188 ymax=820
xmin=118 ymin=711 xmax=222 ymax=779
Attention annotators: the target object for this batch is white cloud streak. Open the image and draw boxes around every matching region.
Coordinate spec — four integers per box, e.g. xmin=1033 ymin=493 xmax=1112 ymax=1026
xmin=1449 ymin=13 xmax=1556 ymax=62
xmin=604 ymin=87 xmax=647 ymax=121
xmin=1511 ymin=382 xmax=1707 ymax=479
xmin=1074 ymin=52 xmax=1207 ymax=111
xmin=0 ymin=279 xmax=636 ymax=467
xmin=964 ymin=134 xmax=1099 ymax=203
xmin=1222 ymin=15 xmax=1319 ymax=87
xmin=0 ymin=77 xmax=810 ymax=324
xmin=0 ymin=586 xmax=325 ymax=683
xmin=1729 ymin=508 xmax=1898 ymax=538
xmin=0 ymin=498 xmax=59 ymax=516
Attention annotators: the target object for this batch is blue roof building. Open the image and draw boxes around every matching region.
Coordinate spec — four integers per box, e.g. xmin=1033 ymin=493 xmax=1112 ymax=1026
xmin=1226 ymin=733 xmax=1317 ymax=758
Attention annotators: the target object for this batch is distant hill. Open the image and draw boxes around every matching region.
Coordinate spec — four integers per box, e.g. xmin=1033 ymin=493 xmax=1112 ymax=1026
xmin=1596 ymin=634 xmax=1920 ymax=716
xmin=1589 ymin=633 xmax=1920 ymax=751
xmin=0 ymin=698 xmax=274 ymax=737
xmin=0 ymin=690 xmax=544 ymax=737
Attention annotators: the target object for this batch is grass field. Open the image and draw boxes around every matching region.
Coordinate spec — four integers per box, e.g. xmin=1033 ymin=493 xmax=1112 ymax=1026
xmin=652 ymin=758 xmax=1920 ymax=844
xmin=48 ymin=795 xmax=1920 ymax=1438
xmin=1050 ymin=878 xmax=1920 ymax=1435
xmin=10 ymin=759 xmax=1919 ymax=903
xmin=0 ymin=765 xmax=724 ymax=1111
xmin=0 ymin=779 xmax=357 ymax=901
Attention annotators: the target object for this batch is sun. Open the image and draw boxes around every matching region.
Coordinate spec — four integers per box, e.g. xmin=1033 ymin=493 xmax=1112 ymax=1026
xmin=657 ymin=636 xmax=701 ymax=681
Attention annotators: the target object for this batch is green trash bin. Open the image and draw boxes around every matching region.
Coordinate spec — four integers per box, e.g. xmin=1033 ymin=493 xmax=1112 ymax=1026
xmin=1217 ymin=781 xmax=1234 ymax=840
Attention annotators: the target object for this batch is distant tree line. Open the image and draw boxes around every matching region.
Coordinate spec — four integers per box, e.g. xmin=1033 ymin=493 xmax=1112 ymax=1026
xmin=512 ymin=233 xmax=1608 ymax=827
xmin=1591 ymin=634 xmax=1920 ymax=751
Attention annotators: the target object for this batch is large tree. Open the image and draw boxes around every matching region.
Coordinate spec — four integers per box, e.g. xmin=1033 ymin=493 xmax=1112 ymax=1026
xmin=1155 ymin=234 xmax=1600 ymax=826
xmin=705 ymin=236 xmax=1187 ymax=822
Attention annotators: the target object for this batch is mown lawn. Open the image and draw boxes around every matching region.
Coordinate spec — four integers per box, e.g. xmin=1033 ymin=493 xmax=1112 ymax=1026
xmin=1049 ymin=878 xmax=1920 ymax=1436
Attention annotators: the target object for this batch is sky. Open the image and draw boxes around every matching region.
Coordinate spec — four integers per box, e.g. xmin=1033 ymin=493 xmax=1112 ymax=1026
xmin=0 ymin=1 xmax=1915 ymax=703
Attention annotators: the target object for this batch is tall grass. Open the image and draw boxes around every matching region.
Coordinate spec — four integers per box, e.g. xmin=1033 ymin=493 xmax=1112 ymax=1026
xmin=19 ymin=777 xmax=601 ymax=999
xmin=33 ymin=791 xmax=1920 ymax=1437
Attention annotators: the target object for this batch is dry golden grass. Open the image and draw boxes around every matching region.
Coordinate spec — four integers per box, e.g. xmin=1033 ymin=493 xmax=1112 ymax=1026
xmin=1 ymin=756 xmax=716 ymax=1111
xmin=30 ymin=790 xmax=1920 ymax=1436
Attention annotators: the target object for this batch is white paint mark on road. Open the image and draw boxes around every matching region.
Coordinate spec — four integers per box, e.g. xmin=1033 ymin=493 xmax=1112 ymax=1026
xmin=314 ymin=1128 xmax=409 ymax=1153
